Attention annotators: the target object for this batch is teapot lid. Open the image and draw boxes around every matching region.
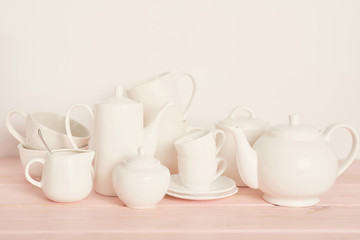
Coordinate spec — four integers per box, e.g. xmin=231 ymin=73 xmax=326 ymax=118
xmin=99 ymin=85 xmax=138 ymax=105
xmin=267 ymin=114 xmax=321 ymax=139
xmin=217 ymin=106 xmax=268 ymax=131
xmin=125 ymin=147 xmax=159 ymax=166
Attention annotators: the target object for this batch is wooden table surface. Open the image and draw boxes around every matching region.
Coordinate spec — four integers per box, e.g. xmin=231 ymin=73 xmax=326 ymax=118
xmin=1 ymin=157 xmax=359 ymax=240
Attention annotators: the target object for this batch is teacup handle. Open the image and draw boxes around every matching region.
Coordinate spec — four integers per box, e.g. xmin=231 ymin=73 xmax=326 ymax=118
xmin=25 ymin=158 xmax=45 ymax=188
xmin=65 ymin=104 xmax=94 ymax=149
xmin=213 ymin=129 xmax=226 ymax=156
xmin=229 ymin=106 xmax=255 ymax=119
xmin=173 ymin=72 xmax=197 ymax=119
xmin=6 ymin=109 xmax=28 ymax=146
xmin=214 ymin=157 xmax=227 ymax=180
xmin=323 ymin=123 xmax=359 ymax=177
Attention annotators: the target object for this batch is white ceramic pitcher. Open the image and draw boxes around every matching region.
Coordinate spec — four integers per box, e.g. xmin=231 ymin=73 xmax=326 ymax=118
xmin=65 ymin=85 xmax=173 ymax=196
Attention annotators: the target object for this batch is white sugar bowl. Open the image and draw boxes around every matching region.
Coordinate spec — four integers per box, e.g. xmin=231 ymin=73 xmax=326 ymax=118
xmin=112 ymin=147 xmax=170 ymax=209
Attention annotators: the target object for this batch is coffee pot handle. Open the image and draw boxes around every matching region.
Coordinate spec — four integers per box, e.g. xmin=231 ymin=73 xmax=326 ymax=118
xmin=65 ymin=104 xmax=94 ymax=149
xmin=25 ymin=158 xmax=45 ymax=188
xmin=229 ymin=106 xmax=255 ymax=119
xmin=173 ymin=73 xmax=197 ymax=119
xmin=323 ymin=123 xmax=360 ymax=177
xmin=6 ymin=109 xmax=28 ymax=146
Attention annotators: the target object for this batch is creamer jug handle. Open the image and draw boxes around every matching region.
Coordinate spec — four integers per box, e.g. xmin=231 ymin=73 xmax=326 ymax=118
xmin=323 ymin=123 xmax=359 ymax=177
xmin=65 ymin=104 xmax=94 ymax=149
xmin=25 ymin=158 xmax=45 ymax=188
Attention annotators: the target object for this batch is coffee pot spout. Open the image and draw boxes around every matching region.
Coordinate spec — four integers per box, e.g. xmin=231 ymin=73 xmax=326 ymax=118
xmin=142 ymin=101 xmax=174 ymax=155
xmin=227 ymin=126 xmax=259 ymax=189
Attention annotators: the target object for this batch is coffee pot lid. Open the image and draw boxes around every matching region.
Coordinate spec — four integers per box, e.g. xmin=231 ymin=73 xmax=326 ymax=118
xmin=217 ymin=106 xmax=268 ymax=131
xmin=267 ymin=114 xmax=321 ymax=139
xmin=99 ymin=85 xmax=138 ymax=105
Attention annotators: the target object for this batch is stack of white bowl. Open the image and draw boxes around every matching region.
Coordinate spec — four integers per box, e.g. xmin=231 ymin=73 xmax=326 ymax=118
xmin=6 ymin=109 xmax=90 ymax=179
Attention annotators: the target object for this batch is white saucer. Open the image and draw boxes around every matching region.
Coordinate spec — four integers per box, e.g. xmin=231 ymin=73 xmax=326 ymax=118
xmin=168 ymin=174 xmax=236 ymax=195
xmin=167 ymin=186 xmax=238 ymax=200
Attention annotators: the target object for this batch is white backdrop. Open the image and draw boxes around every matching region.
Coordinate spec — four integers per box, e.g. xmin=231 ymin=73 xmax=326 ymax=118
xmin=1 ymin=0 xmax=359 ymax=159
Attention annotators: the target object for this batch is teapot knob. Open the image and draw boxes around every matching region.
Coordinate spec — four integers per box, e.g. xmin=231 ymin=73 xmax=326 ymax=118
xmin=115 ymin=84 xmax=124 ymax=97
xmin=289 ymin=114 xmax=301 ymax=127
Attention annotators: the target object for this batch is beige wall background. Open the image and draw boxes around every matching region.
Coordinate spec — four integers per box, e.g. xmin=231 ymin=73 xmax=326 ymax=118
xmin=1 ymin=0 xmax=359 ymax=159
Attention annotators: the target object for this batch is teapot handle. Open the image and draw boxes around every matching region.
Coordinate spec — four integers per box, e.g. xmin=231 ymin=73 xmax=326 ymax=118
xmin=65 ymin=104 xmax=94 ymax=150
xmin=323 ymin=123 xmax=359 ymax=177
xmin=229 ymin=106 xmax=255 ymax=119
xmin=173 ymin=72 xmax=197 ymax=119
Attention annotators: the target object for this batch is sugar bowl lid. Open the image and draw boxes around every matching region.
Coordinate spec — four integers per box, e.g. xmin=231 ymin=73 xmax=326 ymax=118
xmin=125 ymin=147 xmax=159 ymax=166
xmin=267 ymin=114 xmax=321 ymax=139
xmin=217 ymin=106 xmax=268 ymax=130
xmin=99 ymin=84 xmax=138 ymax=105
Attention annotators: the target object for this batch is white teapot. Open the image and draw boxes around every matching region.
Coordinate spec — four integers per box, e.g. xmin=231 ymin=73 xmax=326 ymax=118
xmin=227 ymin=114 xmax=359 ymax=207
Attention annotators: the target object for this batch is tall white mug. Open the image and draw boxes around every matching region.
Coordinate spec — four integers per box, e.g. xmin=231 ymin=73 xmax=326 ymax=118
xmin=126 ymin=72 xmax=197 ymax=123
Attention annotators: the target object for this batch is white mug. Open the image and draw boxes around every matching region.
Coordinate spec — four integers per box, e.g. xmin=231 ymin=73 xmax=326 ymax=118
xmin=126 ymin=72 xmax=197 ymax=123
xmin=174 ymin=129 xmax=225 ymax=159
xmin=6 ymin=109 xmax=90 ymax=150
xmin=178 ymin=156 xmax=227 ymax=190
xmin=25 ymin=149 xmax=94 ymax=202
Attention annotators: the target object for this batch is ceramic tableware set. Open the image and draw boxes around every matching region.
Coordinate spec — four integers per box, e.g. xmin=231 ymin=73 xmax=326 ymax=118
xmin=6 ymin=72 xmax=360 ymax=208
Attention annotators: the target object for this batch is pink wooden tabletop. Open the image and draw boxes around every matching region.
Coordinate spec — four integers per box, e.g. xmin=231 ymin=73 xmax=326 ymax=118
xmin=0 ymin=157 xmax=359 ymax=240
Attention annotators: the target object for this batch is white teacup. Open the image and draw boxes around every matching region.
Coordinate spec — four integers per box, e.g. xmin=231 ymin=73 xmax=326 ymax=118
xmin=178 ymin=156 xmax=227 ymax=190
xmin=174 ymin=129 xmax=225 ymax=159
xmin=126 ymin=72 xmax=197 ymax=123
xmin=25 ymin=149 xmax=94 ymax=202
xmin=6 ymin=109 xmax=90 ymax=150
xmin=154 ymin=121 xmax=203 ymax=174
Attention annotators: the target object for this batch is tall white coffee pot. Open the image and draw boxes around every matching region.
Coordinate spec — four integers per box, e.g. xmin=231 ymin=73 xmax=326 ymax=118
xmin=65 ymin=85 xmax=173 ymax=196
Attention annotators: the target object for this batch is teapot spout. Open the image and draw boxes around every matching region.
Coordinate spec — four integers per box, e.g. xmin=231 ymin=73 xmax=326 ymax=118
xmin=227 ymin=126 xmax=259 ymax=189
xmin=142 ymin=101 xmax=174 ymax=155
